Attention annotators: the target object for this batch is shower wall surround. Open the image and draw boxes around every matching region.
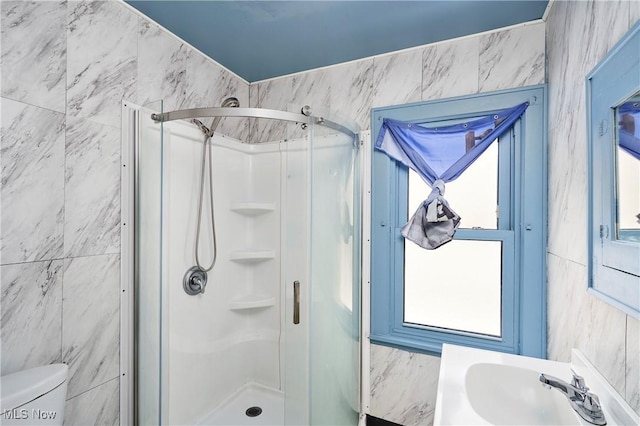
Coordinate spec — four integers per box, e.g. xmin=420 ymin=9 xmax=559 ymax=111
xmin=545 ymin=0 xmax=640 ymax=416
xmin=0 ymin=1 xmax=248 ymax=424
xmin=250 ymin=21 xmax=546 ymax=425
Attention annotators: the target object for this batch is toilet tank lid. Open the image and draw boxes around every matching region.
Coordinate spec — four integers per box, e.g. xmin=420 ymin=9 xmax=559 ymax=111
xmin=0 ymin=364 xmax=68 ymax=410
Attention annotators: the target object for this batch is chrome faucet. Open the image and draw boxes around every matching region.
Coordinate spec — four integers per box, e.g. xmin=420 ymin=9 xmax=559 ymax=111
xmin=539 ymin=370 xmax=607 ymax=425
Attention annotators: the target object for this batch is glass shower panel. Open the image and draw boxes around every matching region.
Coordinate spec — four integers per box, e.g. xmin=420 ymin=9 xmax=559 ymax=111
xmin=283 ymin=120 xmax=361 ymax=425
xmin=135 ymin=101 xmax=163 ymax=425
xmin=283 ymin=121 xmax=311 ymax=426
xmin=309 ymin=123 xmax=361 ymax=425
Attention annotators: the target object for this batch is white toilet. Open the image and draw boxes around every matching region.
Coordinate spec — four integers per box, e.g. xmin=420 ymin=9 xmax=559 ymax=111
xmin=0 ymin=364 xmax=68 ymax=425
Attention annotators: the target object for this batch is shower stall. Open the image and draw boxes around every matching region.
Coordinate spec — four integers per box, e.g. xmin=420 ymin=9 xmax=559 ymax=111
xmin=121 ymin=99 xmax=362 ymax=425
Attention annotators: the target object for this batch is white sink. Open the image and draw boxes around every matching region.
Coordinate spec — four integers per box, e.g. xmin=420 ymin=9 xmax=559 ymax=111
xmin=434 ymin=344 xmax=639 ymax=426
xmin=465 ymin=363 xmax=579 ymax=425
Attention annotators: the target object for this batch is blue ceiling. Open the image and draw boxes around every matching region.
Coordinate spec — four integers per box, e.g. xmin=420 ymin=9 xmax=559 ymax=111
xmin=126 ymin=1 xmax=548 ymax=82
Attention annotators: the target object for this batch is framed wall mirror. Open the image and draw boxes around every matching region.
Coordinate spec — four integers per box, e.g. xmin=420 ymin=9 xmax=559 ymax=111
xmin=587 ymin=22 xmax=640 ymax=318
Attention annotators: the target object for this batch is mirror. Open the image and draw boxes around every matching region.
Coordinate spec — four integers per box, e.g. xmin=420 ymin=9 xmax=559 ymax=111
xmin=616 ymin=94 xmax=640 ymax=242
xmin=587 ymin=21 xmax=640 ymax=317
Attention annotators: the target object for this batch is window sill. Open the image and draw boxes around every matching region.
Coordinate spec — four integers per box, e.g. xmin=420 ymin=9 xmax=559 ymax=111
xmin=370 ymin=327 xmax=517 ymax=357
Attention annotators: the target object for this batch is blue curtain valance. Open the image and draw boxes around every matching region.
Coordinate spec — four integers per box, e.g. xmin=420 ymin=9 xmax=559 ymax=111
xmin=375 ymin=102 xmax=529 ymax=185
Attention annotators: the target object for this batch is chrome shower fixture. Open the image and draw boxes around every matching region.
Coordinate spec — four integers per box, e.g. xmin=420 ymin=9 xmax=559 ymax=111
xmin=184 ymin=96 xmax=241 ymax=296
xmin=192 ymin=118 xmax=214 ymax=138
xmin=190 ymin=96 xmax=240 ymax=138
xmin=183 ymin=266 xmax=207 ymax=295
xmin=209 ymin=97 xmax=240 ymax=133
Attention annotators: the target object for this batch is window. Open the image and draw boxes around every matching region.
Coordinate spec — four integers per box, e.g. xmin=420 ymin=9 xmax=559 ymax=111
xmin=370 ymin=86 xmax=547 ymax=357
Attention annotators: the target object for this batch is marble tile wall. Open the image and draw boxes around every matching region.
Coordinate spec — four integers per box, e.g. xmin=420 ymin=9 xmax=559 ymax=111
xmin=545 ymin=0 xmax=640 ymax=416
xmin=1 ymin=99 xmax=65 ymax=264
xmin=251 ymin=21 xmax=545 ymax=424
xmin=63 ymin=377 xmax=120 ymax=426
xmin=421 ymin=38 xmax=479 ymax=102
xmin=250 ymin=21 xmax=545 ymax=139
xmin=0 ymin=1 xmax=249 ymax=424
xmin=0 ymin=1 xmax=66 ymax=113
xmin=370 ymin=345 xmax=441 ymax=425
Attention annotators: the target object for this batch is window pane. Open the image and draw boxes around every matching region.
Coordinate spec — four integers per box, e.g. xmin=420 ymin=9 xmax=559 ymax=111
xmin=404 ymin=240 xmax=502 ymax=337
xmin=408 ymin=141 xmax=499 ymax=229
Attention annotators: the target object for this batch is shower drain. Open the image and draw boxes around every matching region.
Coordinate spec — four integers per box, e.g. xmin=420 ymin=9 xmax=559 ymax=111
xmin=245 ymin=406 xmax=262 ymax=417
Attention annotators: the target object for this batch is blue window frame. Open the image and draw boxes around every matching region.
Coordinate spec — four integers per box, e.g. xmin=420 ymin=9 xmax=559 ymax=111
xmin=370 ymin=86 xmax=547 ymax=357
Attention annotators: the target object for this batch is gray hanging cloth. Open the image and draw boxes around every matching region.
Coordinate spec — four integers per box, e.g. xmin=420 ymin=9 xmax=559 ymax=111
xmin=400 ymin=179 xmax=460 ymax=249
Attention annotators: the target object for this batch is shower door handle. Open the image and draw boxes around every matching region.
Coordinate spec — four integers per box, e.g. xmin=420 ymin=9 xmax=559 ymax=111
xmin=293 ymin=280 xmax=300 ymax=324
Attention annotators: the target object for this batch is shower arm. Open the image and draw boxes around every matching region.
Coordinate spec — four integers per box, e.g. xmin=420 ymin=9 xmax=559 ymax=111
xmin=151 ymin=106 xmax=358 ymax=139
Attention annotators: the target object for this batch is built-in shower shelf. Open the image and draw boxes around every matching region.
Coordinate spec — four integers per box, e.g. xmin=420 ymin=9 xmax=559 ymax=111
xmin=229 ymin=296 xmax=276 ymax=311
xmin=230 ymin=203 xmax=276 ymax=216
xmin=229 ymin=250 xmax=275 ymax=263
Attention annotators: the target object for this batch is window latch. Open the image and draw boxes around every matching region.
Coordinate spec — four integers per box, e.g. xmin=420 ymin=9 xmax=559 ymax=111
xmin=599 ymin=225 xmax=609 ymax=239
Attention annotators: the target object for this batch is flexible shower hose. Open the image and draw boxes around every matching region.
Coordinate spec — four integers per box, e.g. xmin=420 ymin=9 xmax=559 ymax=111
xmin=194 ymin=133 xmax=217 ymax=272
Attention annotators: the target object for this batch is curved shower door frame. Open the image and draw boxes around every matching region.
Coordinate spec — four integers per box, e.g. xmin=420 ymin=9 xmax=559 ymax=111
xmin=150 ymin=106 xmax=359 ymax=140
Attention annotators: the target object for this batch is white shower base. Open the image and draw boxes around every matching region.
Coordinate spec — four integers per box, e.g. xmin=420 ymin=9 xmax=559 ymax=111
xmin=198 ymin=383 xmax=284 ymax=426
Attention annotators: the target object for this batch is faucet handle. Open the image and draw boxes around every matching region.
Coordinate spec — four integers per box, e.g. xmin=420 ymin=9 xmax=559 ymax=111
xmin=571 ymin=369 xmax=588 ymax=391
xmin=583 ymin=392 xmax=602 ymax=412
xmin=193 ymin=276 xmax=206 ymax=294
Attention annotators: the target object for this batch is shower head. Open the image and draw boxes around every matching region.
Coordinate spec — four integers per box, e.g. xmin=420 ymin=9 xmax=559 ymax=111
xmin=209 ymin=97 xmax=240 ymax=133
xmin=220 ymin=97 xmax=240 ymax=108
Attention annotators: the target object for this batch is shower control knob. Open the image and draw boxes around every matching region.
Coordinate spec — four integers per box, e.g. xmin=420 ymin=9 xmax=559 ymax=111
xmin=193 ymin=277 xmax=205 ymax=294
xmin=183 ymin=266 xmax=207 ymax=295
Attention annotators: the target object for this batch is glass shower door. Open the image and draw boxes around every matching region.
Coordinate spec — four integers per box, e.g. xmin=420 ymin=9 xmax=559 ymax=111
xmin=283 ymin=119 xmax=361 ymax=425
xmin=283 ymin=121 xmax=311 ymax=425
xmin=308 ymin=124 xmax=361 ymax=425
xmin=135 ymin=100 xmax=163 ymax=425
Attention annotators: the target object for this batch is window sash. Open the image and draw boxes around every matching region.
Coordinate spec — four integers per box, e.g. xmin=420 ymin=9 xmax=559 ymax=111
xmin=382 ymin=128 xmax=518 ymax=351
xmin=401 ymin=232 xmax=515 ymax=338
xmin=399 ymin=131 xmax=514 ymax=340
